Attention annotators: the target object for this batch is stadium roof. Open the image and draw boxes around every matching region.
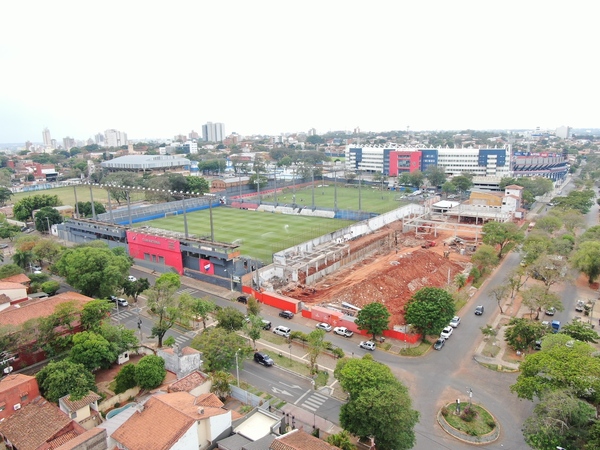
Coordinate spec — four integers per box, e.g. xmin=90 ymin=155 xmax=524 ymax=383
xmin=101 ymin=155 xmax=191 ymax=171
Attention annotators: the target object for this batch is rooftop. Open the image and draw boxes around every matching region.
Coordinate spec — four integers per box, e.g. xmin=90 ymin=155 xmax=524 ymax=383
xmin=271 ymin=429 xmax=340 ymax=450
xmin=0 ymin=291 xmax=93 ymax=326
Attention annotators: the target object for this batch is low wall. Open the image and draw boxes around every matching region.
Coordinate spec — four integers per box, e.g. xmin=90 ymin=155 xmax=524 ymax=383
xmin=242 ymin=287 xmax=302 ymax=314
xmin=98 ymin=386 xmax=140 ymax=413
xmin=230 ymin=385 xmax=270 ymax=408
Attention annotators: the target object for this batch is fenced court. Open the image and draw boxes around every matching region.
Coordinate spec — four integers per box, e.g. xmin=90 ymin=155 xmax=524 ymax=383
xmin=257 ymin=184 xmax=404 ymax=215
xmin=135 ymin=207 xmax=353 ymax=264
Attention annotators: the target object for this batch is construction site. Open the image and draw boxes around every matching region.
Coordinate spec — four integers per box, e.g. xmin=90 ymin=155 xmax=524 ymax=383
xmin=275 ymin=219 xmax=479 ymax=327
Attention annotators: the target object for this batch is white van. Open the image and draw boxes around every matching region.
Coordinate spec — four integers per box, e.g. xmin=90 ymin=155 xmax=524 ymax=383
xmin=273 ymin=326 xmax=291 ymax=338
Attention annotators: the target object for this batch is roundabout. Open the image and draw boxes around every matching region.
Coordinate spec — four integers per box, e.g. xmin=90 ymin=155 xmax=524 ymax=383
xmin=437 ymin=402 xmax=500 ymax=445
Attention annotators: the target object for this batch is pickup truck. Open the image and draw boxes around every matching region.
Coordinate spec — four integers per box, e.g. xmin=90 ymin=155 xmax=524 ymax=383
xmin=421 ymin=240 xmax=436 ymax=248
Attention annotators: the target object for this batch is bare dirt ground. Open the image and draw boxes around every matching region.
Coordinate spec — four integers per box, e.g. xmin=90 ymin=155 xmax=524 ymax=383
xmin=284 ymin=222 xmax=475 ymax=326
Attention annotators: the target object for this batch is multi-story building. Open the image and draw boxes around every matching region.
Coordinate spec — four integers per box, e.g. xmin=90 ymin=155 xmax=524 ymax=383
xmin=62 ymin=136 xmax=75 ymax=150
xmin=189 ymin=129 xmax=200 ymax=139
xmin=104 ymin=129 xmax=128 ymax=147
xmin=182 ymin=141 xmax=198 ymax=154
xmin=555 ymin=126 xmax=571 ymax=139
xmin=42 ymin=128 xmax=52 ymax=147
xmin=202 ymin=122 xmax=225 ymax=142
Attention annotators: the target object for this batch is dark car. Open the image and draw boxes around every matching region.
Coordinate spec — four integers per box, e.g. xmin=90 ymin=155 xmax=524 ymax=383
xmin=474 ymin=305 xmax=484 ymax=315
xmin=434 ymin=338 xmax=445 ymax=350
xmin=279 ymin=310 xmax=294 ymax=319
xmin=254 ymin=352 xmax=274 ymax=367
xmin=261 ymin=320 xmax=272 ymax=330
xmin=237 ymin=296 xmax=248 ymax=304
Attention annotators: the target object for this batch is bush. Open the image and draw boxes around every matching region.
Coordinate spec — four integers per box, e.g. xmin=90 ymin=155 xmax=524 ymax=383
xmin=290 ymin=331 xmax=308 ymax=342
xmin=441 ymin=406 xmax=449 ymax=417
xmin=114 ymin=364 xmax=137 ymax=394
xmin=461 ymin=406 xmax=476 ymax=422
xmin=469 ymin=267 xmax=481 ymax=281
xmin=332 ymin=347 xmax=345 ymax=359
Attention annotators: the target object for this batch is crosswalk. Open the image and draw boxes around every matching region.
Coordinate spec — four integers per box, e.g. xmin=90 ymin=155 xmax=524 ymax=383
xmin=299 ymin=392 xmax=328 ymax=412
xmin=111 ymin=310 xmax=136 ymax=320
xmin=176 ymin=287 xmax=199 ymax=296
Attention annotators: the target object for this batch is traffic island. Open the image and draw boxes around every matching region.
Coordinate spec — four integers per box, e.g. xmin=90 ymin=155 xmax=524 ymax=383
xmin=437 ymin=402 xmax=499 ymax=445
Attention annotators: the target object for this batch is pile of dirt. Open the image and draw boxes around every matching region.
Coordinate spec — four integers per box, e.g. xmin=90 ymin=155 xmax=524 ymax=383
xmin=285 ymin=228 xmax=470 ymax=326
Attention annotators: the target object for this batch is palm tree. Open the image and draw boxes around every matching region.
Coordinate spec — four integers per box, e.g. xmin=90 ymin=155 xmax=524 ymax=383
xmin=327 ymin=430 xmax=355 ymax=450
xmin=12 ymin=250 xmax=33 ymax=270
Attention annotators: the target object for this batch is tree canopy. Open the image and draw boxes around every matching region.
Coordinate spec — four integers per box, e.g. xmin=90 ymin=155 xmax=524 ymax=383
xmin=69 ymin=331 xmax=116 ymax=371
xmin=36 ymin=359 xmax=96 ymax=403
xmin=482 ymin=221 xmax=524 ymax=258
xmin=191 ymin=327 xmax=251 ymax=372
xmin=13 ymin=194 xmax=61 ymax=222
xmin=404 ymin=287 xmax=455 ymax=337
xmin=134 ymin=355 xmax=166 ymax=390
xmin=146 ymin=273 xmax=181 ymax=347
xmin=54 ymin=244 xmax=132 ymax=298
xmin=355 ymin=303 xmax=390 ymax=339
xmin=571 ymin=240 xmax=600 ymax=284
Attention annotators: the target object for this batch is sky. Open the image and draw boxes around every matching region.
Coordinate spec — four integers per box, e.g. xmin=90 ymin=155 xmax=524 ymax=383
xmin=0 ymin=1 xmax=598 ymax=144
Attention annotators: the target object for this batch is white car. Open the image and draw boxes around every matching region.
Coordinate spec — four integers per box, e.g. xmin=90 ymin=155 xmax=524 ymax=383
xmin=333 ymin=326 xmax=354 ymax=337
xmin=128 ymin=276 xmax=137 ymax=282
xmin=315 ymin=322 xmax=332 ymax=332
xmin=359 ymin=341 xmax=376 ymax=351
xmin=440 ymin=326 xmax=453 ymax=339
xmin=449 ymin=316 xmax=461 ymax=328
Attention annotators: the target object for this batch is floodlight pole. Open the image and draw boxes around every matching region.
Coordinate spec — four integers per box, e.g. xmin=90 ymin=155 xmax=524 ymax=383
xmin=73 ymin=186 xmax=80 ymax=219
xmin=126 ymin=191 xmax=132 ymax=226
xmin=181 ymin=193 xmax=189 ymax=238
xmin=89 ymin=185 xmax=97 ymax=220
xmin=334 ymin=169 xmax=338 ymax=212
xmin=311 ymin=168 xmax=315 ymax=209
xmin=204 ymin=194 xmax=215 ymax=242
xmin=107 ymin=189 xmax=115 ymax=224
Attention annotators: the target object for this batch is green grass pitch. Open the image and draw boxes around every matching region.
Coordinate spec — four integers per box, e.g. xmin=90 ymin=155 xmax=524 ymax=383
xmin=136 ymin=184 xmax=407 ymax=263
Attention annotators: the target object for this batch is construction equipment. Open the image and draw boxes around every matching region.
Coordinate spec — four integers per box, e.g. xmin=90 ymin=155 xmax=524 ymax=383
xmin=421 ymin=240 xmax=436 ymax=248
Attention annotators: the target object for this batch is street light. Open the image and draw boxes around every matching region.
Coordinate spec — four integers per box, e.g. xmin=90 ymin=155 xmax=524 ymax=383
xmin=235 ymin=348 xmax=241 ymax=387
xmin=203 ymin=193 xmax=216 ymax=241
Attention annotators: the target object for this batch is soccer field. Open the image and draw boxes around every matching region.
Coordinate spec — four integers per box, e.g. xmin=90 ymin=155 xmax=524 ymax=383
xmin=137 ymin=207 xmax=354 ymax=264
xmin=258 ymin=184 xmax=403 ymax=214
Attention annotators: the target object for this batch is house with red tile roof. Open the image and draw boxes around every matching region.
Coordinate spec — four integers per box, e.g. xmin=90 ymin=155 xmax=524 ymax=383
xmin=270 ymin=429 xmax=340 ymax=450
xmin=59 ymin=391 xmax=103 ymax=430
xmin=0 ymin=396 xmax=107 ymax=450
xmin=0 ymin=291 xmax=94 ymax=370
xmin=0 ymin=374 xmax=40 ymax=422
xmin=167 ymin=370 xmax=211 ymax=396
xmin=0 ymin=281 xmax=28 ymax=308
xmin=108 ymin=391 xmax=233 ymax=450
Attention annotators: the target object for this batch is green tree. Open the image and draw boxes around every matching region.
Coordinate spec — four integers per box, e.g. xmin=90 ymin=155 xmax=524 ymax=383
xmin=122 ymin=277 xmax=150 ymax=303
xmin=522 ymin=389 xmax=596 ymax=450
xmin=103 ymin=172 xmax=139 ymax=205
xmin=69 ymin=331 xmax=116 ymax=371
xmin=80 ymin=299 xmax=112 ymax=331
xmin=0 ymin=187 xmax=13 ymax=206
xmin=511 ymin=334 xmax=600 ymax=403
xmin=34 ymin=206 xmax=63 ymax=233
xmin=504 ymin=317 xmax=547 ymax=352
xmin=335 ymin=354 xmax=398 ymax=399
xmin=134 ymin=355 xmax=166 ymax=390
xmin=488 ymin=284 xmax=509 ymax=314
xmin=404 ymin=287 xmax=455 ymax=337
xmin=12 ymin=249 xmax=34 ymax=270
xmin=185 ymin=176 xmax=210 ymax=194
xmin=37 ymin=301 xmax=79 ymax=356
xmin=572 ymin=241 xmax=600 ymax=284
xmin=407 ymin=170 xmax=425 ymax=188
xmin=13 ymin=194 xmax=61 ymax=221
xmin=114 ymin=363 xmax=137 ymax=394
xmin=307 ymin=329 xmax=327 ymax=375
xmin=0 ymin=264 xmax=24 ymax=279
xmin=521 ymin=285 xmax=563 ymax=320
xmin=326 ymin=430 xmax=355 ymax=450
xmin=180 ymin=296 xmax=215 ymax=329
xmin=191 ymin=327 xmax=250 ymax=372
xmin=561 ymin=320 xmax=599 ymax=343
xmin=441 ymin=181 xmax=457 ymax=195
xmin=424 ymin=165 xmax=446 ymax=187
xmin=215 ymin=306 xmax=246 ymax=331
xmin=482 ymin=222 xmax=524 ymax=258
xmin=555 ymin=208 xmax=585 ymax=233
xmin=54 ymin=244 xmax=132 ymax=298
xmin=529 ymin=255 xmax=569 ymax=291
xmin=340 ymin=382 xmax=419 ymax=450
xmin=39 ymin=280 xmax=60 ymax=295
xmin=244 ymin=315 xmax=264 ymax=349
xmin=99 ymin=323 xmax=138 ymax=356
xmin=32 ymin=238 xmax=64 ymax=265
xmin=534 ymin=216 xmax=562 ymax=234
xmin=450 ymin=175 xmax=473 ymax=194
xmin=146 ymin=273 xmax=181 ymax=347
xmin=0 ymin=220 xmax=21 ymax=240
xmin=355 ymin=303 xmax=390 ymax=340
xmin=210 ymin=371 xmax=233 ymax=401
xmin=247 ymin=296 xmax=261 ymax=316
xmin=36 ymin=359 xmax=96 ymax=403
xmin=579 ymin=225 xmax=600 ymax=244
xmin=471 ymin=244 xmax=499 ymax=272
xmin=76 ymin=201 xmax=107 ymax=218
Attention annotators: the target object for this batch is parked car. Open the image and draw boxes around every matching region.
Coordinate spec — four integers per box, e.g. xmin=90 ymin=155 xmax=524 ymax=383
xmin=254 ymin=352 xmax=274 ymax=367
xmin=575 ymin=300 xmax=585 ymax=312
xmin=333 ymin=326 xmax=354 ymax=337
xmin=433 ymin=338 xmax=446 ymax=350
xmin=545 ymin=307 xmax=556 ymax=316
xmin=32 ymin=265 xmax=42 ymax=272
xmin=279 ymin=310 xmax=294 ymax=319
xmin=440 ymin=326 xmax=453 ymax=339
xmin=359 ymin=341 xmax=376 ymax=351
xmin=0 ymin=244 xmax=9 ymax=249
xmin=315 ymin=323 xmax=332 ymax=332
xmin=475 ymin=305 xmax=484 ymax=315
xmin=449 ymin=316 xmax=461 ymax=328
xmin=110 ymin=296 xmax=129 ymax=307
xmin=261 ymin=320 xmax=272 ymax=330
xmin=273 ymin=326 xmax=291 ymax=338
xmin=237 ymin=296 xmax=248 ymax=304
xmin=128 ymin=275 xmax=137 ymax=282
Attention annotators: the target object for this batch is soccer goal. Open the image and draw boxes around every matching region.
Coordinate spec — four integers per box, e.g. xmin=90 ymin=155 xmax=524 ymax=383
xmin=164 ymin=211 xmax=178 ymax=218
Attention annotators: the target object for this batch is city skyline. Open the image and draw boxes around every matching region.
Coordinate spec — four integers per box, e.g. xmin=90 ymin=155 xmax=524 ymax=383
xmin=1 ymin=1 xmax=597 ymax=144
